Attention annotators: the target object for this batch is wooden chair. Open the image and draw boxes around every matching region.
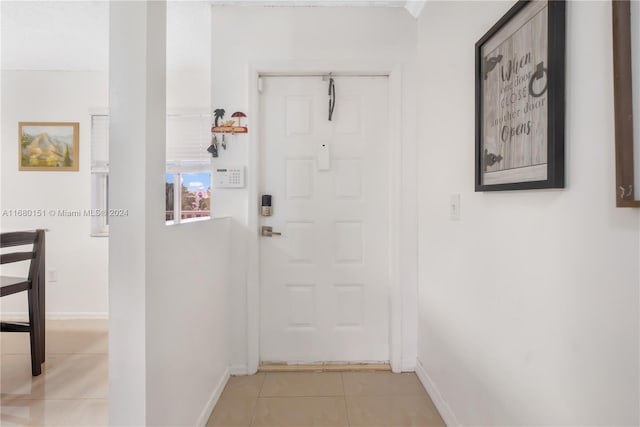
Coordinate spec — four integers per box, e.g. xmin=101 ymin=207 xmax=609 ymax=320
xmin=1 ymin=230 xmax=46 ymax=376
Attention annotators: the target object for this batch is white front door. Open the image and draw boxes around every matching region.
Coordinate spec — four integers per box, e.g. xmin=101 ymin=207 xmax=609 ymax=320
xmin=259 ymin=75 xmax=389 ymax=363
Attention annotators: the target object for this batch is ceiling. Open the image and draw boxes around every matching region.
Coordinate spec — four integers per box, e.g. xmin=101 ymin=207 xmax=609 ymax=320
xmin=0 ymin=0 xmax=424 ymax=71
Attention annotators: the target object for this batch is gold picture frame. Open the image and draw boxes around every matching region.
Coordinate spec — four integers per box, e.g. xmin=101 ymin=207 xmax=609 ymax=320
xmin=19 ymin=122 xmax=79 ymax=171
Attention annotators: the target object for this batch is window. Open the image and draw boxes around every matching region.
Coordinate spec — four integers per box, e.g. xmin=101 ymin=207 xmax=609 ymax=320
xmin=90 ymin=112 xmax=212 ymax=233
xmin=91 ymin=114 xmax=109 ymax=236
xmin=165 ymin=113 xmax=212 ymax=225
xmin=165 ymin=171 xmax=211 ymax=224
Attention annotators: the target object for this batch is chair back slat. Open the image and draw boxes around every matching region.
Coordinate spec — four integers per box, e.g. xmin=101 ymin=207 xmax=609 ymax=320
xmin=0 ymin=230 xmax=44 ymax=285
xmin=1 ymin=252 xmax=34 ymax=264
xmin=1 ymin=231 xmax=38 ymax=248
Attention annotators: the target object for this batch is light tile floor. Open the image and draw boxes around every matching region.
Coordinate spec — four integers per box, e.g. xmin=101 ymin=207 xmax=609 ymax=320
xmin=0 ymin=320 xmax=108 ymax=426
xmin=207 ymin=371 xmax=446 ymax=427
xmin=1 ymin=321 xmax=445 ymax=427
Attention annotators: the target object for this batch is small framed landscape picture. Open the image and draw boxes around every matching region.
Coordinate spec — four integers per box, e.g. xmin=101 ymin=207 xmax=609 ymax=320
xmin=475 ymin=0 xmax=565 ymax=191
xmin=19 ymin=122 xmax=79 ymax=171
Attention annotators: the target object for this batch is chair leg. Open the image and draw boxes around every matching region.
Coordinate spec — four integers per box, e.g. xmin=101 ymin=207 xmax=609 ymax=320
xmin=39 ymin=271 xmax=45 ymax=363
xmin=39 ymin=245 xmax=46 ymax=363
xmin=27 ymin=288 xmax=42 ymax=376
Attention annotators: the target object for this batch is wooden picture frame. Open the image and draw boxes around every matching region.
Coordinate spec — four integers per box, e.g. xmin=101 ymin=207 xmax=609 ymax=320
xmin=19 ymin=122 xmax=79 ymax=172
xmin=613 ymin=0 xmax=640 ymax=207
xmin=475 ymin=0 xmax=565 ymax=191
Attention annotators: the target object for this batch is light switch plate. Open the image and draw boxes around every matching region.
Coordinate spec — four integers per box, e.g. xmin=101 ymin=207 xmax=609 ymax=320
xmin=48 ymin=269 xmax=58 ymax=283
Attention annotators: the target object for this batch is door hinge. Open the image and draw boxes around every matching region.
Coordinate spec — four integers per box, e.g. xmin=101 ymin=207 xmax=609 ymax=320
xmin=258 ymin=77 xmax=263 ymax=93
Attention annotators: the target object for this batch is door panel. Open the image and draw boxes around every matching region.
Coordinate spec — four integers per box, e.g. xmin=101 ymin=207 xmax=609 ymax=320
xmin=260 ymin=76 xmax=389 ymax=363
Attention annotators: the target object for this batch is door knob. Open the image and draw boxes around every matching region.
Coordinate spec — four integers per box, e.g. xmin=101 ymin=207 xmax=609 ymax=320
xmin=261 ymin=226 xmax=282 ymax=237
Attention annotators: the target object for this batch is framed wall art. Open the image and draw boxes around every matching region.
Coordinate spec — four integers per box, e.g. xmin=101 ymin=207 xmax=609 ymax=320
xmin=19 ymin=122 xmax=79 ymax=171
xmin=475 ymin=0 xmax=565 ymax=191
xmin=613 ymin=0 xmax=640 ymax=207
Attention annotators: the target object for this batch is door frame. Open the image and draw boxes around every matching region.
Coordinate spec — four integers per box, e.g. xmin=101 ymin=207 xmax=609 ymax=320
xmin=247 ymin=62 xmax=404 ymax=373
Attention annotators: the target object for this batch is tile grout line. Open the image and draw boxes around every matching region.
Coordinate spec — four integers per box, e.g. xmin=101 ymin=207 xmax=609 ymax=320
xmin=1 ymin=398 xmax=108 ymax=401
xmin=249 ymin=373 xmax=268 ymax=427
xmin=258 ymin=372 xmax=267 ymax=397
xmin=341 ymin=372 xmax=352 ymax=427
xmin=255 ymin=395 xmax=346 ymax=399
xmin=2 ymin=353 xmax=108 ymax=356
xmin=249 ymin=396 xmax=258 ymax=427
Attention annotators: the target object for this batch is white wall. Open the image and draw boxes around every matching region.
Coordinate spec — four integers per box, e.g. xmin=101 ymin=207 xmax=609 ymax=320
xmin=110 ymin=2 xmax=230 ymax=425
xmin=145 ymin=218 xmax=231 ymax=426
xmin=416 ymin=1 xmax=639 ymax=425
xmin=0 ymin=1 xmax=210 ymax=73
xmin=1 ymin=0 xmax=111 ymax=321
xmin=0 ymin=1 xmax=109 ymax=71
xmin=0 ymin=70 xmax=109 ymax=318
xmin=211 ymin=6 xmax=419 ymax=373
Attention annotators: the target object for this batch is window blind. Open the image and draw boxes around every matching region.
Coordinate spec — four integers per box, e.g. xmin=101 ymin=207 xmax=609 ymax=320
xmin=166 ymin=113 xmax=212 ymax=165
xmin=91 ymin=113 xmax=212 ymax=169
xmin=91 ymin=115 xmax=109 ymax=173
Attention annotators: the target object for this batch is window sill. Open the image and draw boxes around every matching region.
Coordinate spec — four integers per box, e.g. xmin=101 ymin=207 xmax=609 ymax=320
xmin=165 ymin=216 xmax=211 ymax=226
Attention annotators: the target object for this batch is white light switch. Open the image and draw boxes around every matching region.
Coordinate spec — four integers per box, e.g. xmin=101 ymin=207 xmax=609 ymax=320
xmin=450 ymin=194 xmax=460 ymax=220
xmin=48 ymin=270 xmax=58 ymax=283
xmin=318 ymin=143 xmax=330 ymax=171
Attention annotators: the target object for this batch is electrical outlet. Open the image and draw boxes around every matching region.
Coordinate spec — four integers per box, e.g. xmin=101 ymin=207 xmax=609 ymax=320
xmin=450 ymin=194 xmax=461 ymax=220
xmin=47 ymin=270 xmax=58 ymax=283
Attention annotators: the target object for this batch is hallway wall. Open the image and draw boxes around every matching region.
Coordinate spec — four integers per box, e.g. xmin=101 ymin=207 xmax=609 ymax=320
xmin=416 ymin=1 xmax=639 ymax=425
xmin=211 ymin=5 xmax=419 ymax=373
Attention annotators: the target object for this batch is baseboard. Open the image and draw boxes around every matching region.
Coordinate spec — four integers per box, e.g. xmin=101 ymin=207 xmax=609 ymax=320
xmin=1 ymin=312 xmax=109 ymax=321
xmin=415 ymin=359 xmax=460 ymax=427
xmin=258 ymin=363 xmax=391 ymax=372
xmin=195 ymin=366 xmax=230 ymax=427
xmin=230 ymin=364 xmax=248 ymax=376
